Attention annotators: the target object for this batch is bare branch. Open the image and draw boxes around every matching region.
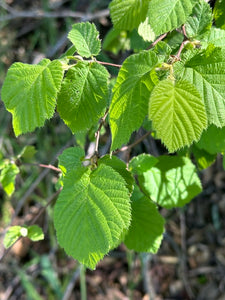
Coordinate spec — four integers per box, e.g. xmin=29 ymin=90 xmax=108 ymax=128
xmin=0 ymin=8 xmax=109 ymax=22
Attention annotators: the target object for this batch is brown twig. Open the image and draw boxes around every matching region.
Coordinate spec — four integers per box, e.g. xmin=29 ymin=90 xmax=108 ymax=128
xmin=182 ymin=24 xmax=187 ymax=38
xmin=94 ymin=108 xmax=109 ymax=155
xmin=23 ymin=163 xmax=61 ymax=173
xmin=0 ymin=8 xmax=109 ymax=22
xmin=176 ymin=40 xmax=189 ymax=59
xmin=96 ymin=60 xmax=122 ymax=68
xmin=176 ymin=25 xmax=189 ymax=59
xmin=114 ymin=131 xmax=151 ymax=154
xmin=148 ymin=32 xmax=168 ymax=49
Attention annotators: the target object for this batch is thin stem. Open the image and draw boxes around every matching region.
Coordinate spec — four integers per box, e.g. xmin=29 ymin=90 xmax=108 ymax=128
xmin=114 ymin=131 xmax=151 ymax=154
xmin=182 ymin=24 xmax=187 ymax=38
xmin=23 ymin=163 xmax=61 ymax=172
xmin=95 ymin=60 xmax=122 ymax=68
xmin=80 ymin=264 xmax=87 ymax=300
xmin=94 ymin=109 xmax=109 ymax=155
xmin=176 ymin=40 xmax=189 ymax=59
xmin=148 ymin=32 xmax=168 ymax=49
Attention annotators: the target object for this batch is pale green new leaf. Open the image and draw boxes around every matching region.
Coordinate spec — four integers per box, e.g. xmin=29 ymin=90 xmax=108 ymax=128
xmin=137 ymin=156 xmax=202 ymax=209
xmin=124 ymin=185 xmax=164 ymax=253
xmin=57 ymin=62 xmax=109 ymax=133
xmin=196 ymin=124 xmax=225 ymax=154
xmin=1 ymin=59 xmax=64 ymax=136
xmin=18 ymin=146 xmax=36 ymax=162
xmin=149 ymin=79 xmax=207 ymax=153
xmin=147 ymin=0 xmax=197 ymax=36
xmin=58 ymin=147 xmax=85 ymax=176
xmin=185 ymin=0 xmax=212 ymax=38
xmin=110 ymin=51 xmax=158 ymax=150
xmin=0 ymin=163 xmax=19 ymax=196
xmin=54 ymin=164 xmax=131 ymax=269
xmin=138 ymin=17 xmax=155 ymax=42
xmin=214 ymin=0 xmax=225 ymax=29
xmin=109 ymin=0 xmax=149 ymax=31
xmin=68 ymin=22 xmax=101 ymax=58
xmin=4 ymin=226 xmax=21 ymax=249
xmin=174 ymin=46 xmax=225 ymax=127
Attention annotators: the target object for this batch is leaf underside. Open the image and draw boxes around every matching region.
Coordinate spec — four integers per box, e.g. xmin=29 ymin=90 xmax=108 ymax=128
xmin=149 ymin=79 xmax=207 ymax=153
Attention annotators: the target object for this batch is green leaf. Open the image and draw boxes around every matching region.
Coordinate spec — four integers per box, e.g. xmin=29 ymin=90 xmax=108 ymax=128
xmin=103 ymin=29 xmax=130 ymax=55
xmin=1 ymin=59 xmax=64 ymax=136
xmin=214 ymin=0 xmax=225 ymax=29
xmin=27 ymin=225 xmax=44 ymax=242
xmin=57 ymin=61 xmax=109 ymax=133
xmin=174 ymin=46 xmax=225 ymax=127
xmin=136 ymin=156 xmax=202 ymax=209
xmin=0 ymin=163 xmax=19 ymax=196
xmin=58 ymin=147 xmax=85 ymax=175
xmin=147 ymin=0 xmax=197 ymax=36
xmin=196 ymin=124 xmax=225 ymax=154
xmin=138 ymin=17 xmax=155 ymax=42
xmin=109 ymin=0 xmax=149 ymax=31
xmin=54 ymin=164 xmax=131 ymax=269
xmin=149 ymin=79 xmax=207 ymax=153
xmin=110 ymin=51 xmax=158 ymax=150
xmin=185 ymin=0 xmax=212 ymax=39
xmin=124 ymin=185 xmax=164 ymax=253
xmin=192 ymin=145 xmax=216 ymax=170
xmin=129 ymin=154 xmax=158 ymax=175
xmin=203 ymin=27 xmax=225 ymax=48
xmin=68 ymin=22 xmax=101 ymax=58
xmin=19 ymin=146 xmax=36 ymax=162
xmin=152 ymin=41 xmax=172 ymax=63
xmin=98 ymin=155 xmax=134 ymax=194
xmin=4 ymin=226 xmax=21 ymax=248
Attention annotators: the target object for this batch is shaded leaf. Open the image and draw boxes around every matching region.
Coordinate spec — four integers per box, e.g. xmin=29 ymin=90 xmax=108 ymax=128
xmin=58 ymin=147 xmax=85 ymax=175
xmin=196 ymin=124 xmax=225 ymax=154
xmin=124 ymin=185 xmax=164 ymax=253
